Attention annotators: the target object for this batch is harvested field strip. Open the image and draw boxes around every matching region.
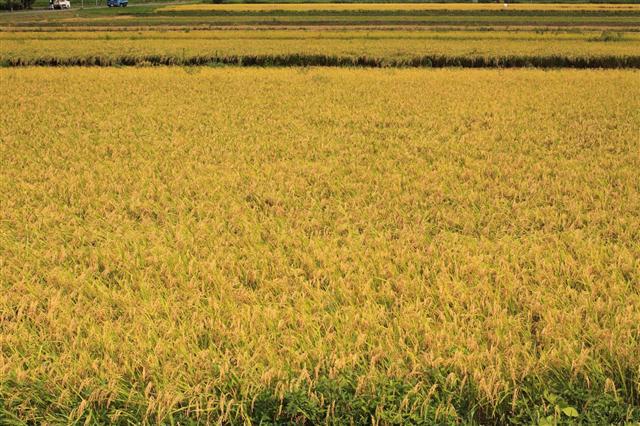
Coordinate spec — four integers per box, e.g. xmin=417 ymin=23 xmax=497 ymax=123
xmin=2 ymin=21 xmax=639 ymax=31
xmin=3 ymin=15 xmax=640 ymax=25
xmin=1 ymin=29 xmax=639 ymax=41
xmin=2 ymin=25 xmax=639 ymax=32
xmin=3 ymin=53 xmax=640 ymax=68
xmin=159 ymin=3 xmax=640 ymax=12
xmin=151 ymin=10 xmax=640 ymax=17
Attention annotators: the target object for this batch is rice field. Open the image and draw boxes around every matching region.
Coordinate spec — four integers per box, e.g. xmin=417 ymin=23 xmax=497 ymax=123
xmin=2 ymin=29 xmax=639 ymax=67
xmin=2 ymin=30 xmax=639 ymax=59
xmin=2 ymin=1 xmax=640 ymax=424
xmin=1 ymin=66 xmax=639 ymax=424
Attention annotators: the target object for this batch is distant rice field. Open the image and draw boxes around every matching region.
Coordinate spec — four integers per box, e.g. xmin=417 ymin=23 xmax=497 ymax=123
xmin=2 ymin=29 xmax=639 ymax=67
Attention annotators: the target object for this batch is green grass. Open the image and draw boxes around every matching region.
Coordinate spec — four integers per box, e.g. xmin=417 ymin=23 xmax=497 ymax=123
xmin=3 ymin=367 xmax=638 ymax=424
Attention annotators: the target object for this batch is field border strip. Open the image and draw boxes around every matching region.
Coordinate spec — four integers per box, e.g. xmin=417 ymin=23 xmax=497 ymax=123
xmin=2 ymin=54 xmax=640 ymax=69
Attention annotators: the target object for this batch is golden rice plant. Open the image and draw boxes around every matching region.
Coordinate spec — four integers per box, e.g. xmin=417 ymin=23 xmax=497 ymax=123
xmin=1 ymin=67 xmax=639 ymax=424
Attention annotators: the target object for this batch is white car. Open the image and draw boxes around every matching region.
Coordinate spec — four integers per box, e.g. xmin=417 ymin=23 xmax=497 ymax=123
xmin=50 ymin=0 xmax=71 ymax=9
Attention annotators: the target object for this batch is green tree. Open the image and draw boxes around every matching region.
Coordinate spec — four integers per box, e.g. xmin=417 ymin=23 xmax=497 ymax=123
xmin=3 ymin=0 xmax=36 ymax=10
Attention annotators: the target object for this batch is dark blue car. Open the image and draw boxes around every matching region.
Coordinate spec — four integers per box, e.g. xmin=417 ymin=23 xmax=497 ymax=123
xmin=107 ymin=0 xmax=127 ymax=7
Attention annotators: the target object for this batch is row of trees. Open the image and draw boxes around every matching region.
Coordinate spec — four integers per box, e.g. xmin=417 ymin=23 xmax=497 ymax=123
xmin=2 ymin=0 xmax=36 ymax=10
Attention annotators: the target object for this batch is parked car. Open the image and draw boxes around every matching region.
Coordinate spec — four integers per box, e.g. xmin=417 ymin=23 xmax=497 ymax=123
xmin=49 ymin=0 xmax=71 ymax=9
xmin=107 ymin=0 xmax=128 ymax=7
